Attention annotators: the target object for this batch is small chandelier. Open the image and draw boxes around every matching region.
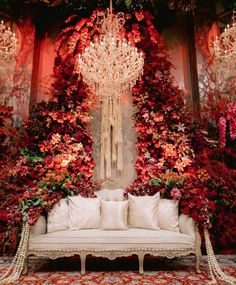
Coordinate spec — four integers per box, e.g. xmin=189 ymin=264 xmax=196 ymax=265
xmin=0 ymin=20 xmax=18 ymax=61
xmin=213 ymin=11 xmax=236 ymax=61
xmin=77 ymin=0 xmax=144 ymax=99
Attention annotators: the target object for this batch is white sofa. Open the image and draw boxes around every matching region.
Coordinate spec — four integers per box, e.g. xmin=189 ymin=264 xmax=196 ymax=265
xmin=24 ymin=189 xmax=202 ymax=274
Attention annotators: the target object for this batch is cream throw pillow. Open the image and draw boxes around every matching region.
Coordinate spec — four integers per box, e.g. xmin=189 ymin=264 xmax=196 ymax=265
xmin=47 ymin=198 xmax=69 ymax=233
xmin=128 ymin=192 xmax=160 ymax=229
xmin=68 ymin=196 xmax=100 ymax=229
xmin=100 ymin=200 xmax=128 ymax=230
xmin=158 ymin=199 xmax=179 ymax=232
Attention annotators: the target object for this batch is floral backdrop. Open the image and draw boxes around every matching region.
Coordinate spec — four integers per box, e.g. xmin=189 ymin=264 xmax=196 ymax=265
xmin=0 ymin=9 xmax=235 ymax=253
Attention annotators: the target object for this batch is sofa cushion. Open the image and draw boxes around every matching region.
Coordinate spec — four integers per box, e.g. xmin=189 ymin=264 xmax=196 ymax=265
xmin=68 ymin=196 xmax=100 ymax=229
xmin=29 ymin=228 xmax=195 ymax=251
xmin=158 ymin=199 xmax=179 ymax=232
xmin=128 ymin=193 xmax=160 ymax=230
xmin=100 ymin=200 xmax=128 ymax=230
xmin=179 ymin=214 xmax=195 ymax=237
xmin=47 ymin=198 xmax=69 ymax=233
xmin=31 ymin=215 xmax=47 ymax=235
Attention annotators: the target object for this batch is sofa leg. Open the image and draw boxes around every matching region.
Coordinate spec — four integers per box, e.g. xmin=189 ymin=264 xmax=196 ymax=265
xmin=195 ymin=254 xmax=201 ymax=274
xmin=195 ymin=226 xmax=202 ymax=274
xmin=80 ymin=254 xmax=86 ymax=274
xmin=22 ymin=255 xmax=29 ymax=275
xmin=138 ymin=253 xmax=145 ymax=274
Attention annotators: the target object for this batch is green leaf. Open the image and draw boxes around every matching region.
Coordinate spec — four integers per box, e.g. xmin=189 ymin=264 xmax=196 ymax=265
xmin=33 ymin=199 xmax=41 ymax=206
xmin=20 ymin=147 xmax=29 ymax=156
xmin=151 ymin=178 xmax=161 ymax=186
xmin=76 ymin=173 xmax=82 ymax=178
xmin=21 ymin=205 xmax=28 ymax=212
xmin=38 ymin=180 xmax=47 ymax=188
xmin=51 ymin=185 xmax=57 ymax=191
xmin=22 ymin=213 xmax=28 ymax=222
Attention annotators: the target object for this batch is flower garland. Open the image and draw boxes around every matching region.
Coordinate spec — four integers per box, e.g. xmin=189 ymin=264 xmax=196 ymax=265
xmin=218 ymin=103 xmax=236 ymax=147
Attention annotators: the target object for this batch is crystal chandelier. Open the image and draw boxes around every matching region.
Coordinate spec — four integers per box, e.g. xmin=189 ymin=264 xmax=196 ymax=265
xmin=77 ymin=0 xmax=144 ymax=99
xmin=213 ymin=10 xmax=236 ymax=61
xmin=0 ymin=20 xmax=18 ymax=61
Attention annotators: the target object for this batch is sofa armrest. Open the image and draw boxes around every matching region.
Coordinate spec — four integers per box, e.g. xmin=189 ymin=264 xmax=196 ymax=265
xmin=30 ymin=215 xmax=47 ymax=236
xmin=178 ymin=214 xmax=196 ymax=237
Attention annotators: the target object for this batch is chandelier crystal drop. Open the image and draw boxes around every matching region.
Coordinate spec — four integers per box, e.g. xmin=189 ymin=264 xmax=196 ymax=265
xmin=213 ymin=11 xmax=236 ymax=61
xmin=77 ymin=1 xmax=144 ymax=99
xmin=0 ymin=20 xmax=18 ymax=61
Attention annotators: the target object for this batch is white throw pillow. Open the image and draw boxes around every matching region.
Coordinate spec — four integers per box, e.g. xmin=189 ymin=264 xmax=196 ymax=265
xmin=128 ymin=192 xmax=160 ymax=229
xmin=100 ymin=200 xmax=128 ymax=230
xmin=158 ymin=199 xmax=179 ymax=232
xmin=68 ymin=196 xmax=100 ymax=229
xmin=47 ymin=198 xmax=69 ymax=233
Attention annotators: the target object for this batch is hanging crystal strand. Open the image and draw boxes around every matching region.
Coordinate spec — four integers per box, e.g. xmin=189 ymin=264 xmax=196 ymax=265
xmin=204 ymin=228 xmax=236 ymax=285
xmin=0 ymin=223 xmax=30 ymax=284
xmin=100 ymin=99 xmax=106 ymax=180
xmin=106 ymin=97 xmax=112 ymax=178
xmin=116 ymin=97 xmax=123 ymax=173
xmin=111 ymin=98 xmax=117 ymax=164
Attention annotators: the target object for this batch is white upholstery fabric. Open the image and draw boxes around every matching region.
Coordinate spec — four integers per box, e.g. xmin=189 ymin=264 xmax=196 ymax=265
xmin=30 ymin=215 xmax=47 ymax=236
xmin=179 ymin=214 xmax=195 ymax=237
xmin=68 ymin=196 xmax=100 ymax=229
xmin=29 ymin=228 xmax=195 ymax=251
xmin=158 ymin=199 xmax=179 ymax=232
xmin=96 ymin=189 xmax=124 ymax=201
xmin=128 ymin=193 xmax=160 ymax=230
xmin=100 ymin=200 xmax=128 ymax=230
xmin=47 ymin=199 xmax=69 ymax=233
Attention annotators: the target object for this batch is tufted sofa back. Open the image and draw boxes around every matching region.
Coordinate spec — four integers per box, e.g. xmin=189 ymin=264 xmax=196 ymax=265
xmin=95 ymin=188 xmax=125 ymax=201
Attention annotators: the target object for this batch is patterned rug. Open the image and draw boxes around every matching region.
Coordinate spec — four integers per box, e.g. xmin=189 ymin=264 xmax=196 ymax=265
xmin=0 ymin=255 xmax=235 ymax=284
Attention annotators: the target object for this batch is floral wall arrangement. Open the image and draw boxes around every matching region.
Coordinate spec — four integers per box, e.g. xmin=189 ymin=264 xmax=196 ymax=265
xmin=0 ymin=7 xmax=235 ymax=255
xmin=0 ymin=14 xmax=101 ymax=252
xmin=193 ymin=19 xmax=236 ymax=252
xmin=121 ymin=11 xmax=235 ymax=251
